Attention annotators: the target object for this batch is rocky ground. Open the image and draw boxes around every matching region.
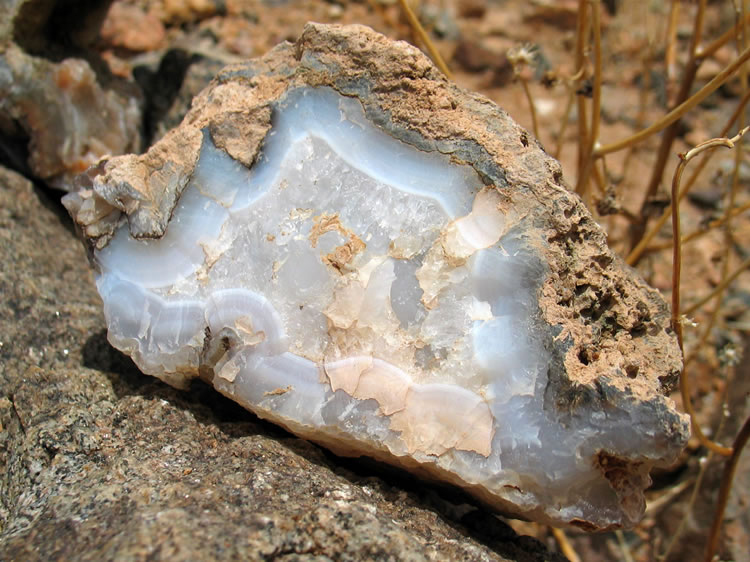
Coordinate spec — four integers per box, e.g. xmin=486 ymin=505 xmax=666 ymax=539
xmin=1 ymin=1 xmax=749 ymax=560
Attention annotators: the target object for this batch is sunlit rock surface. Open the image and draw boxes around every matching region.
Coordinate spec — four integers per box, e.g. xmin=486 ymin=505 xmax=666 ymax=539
xmin=0 ymin=0 xmax=141 ymax=187
xmin=64 ymin=23 xmax=690 ymax=530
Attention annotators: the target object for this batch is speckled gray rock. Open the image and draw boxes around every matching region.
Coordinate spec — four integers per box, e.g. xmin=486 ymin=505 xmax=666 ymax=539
xmin=0 ymin=164 xmax=561 ymax=561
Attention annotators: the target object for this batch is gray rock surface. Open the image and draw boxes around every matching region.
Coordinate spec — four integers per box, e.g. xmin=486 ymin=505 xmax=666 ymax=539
xmin=0 ymin=164 xmax=562 ymax=560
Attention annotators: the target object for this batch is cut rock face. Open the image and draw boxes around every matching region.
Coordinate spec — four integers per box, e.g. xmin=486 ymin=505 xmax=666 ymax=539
xmin=64 ymin=23 xmax=689 ymax=530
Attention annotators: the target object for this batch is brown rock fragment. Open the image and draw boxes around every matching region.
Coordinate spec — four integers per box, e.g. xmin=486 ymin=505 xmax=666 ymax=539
xmin=99 ymin=2 xmax=167 ymax=52
xmin=0 ymin=0 xmax=142 ymax=187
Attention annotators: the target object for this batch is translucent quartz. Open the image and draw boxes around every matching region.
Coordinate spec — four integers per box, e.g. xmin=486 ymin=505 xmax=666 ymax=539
xmin=95 ymin=87 xmax=661 ymax=527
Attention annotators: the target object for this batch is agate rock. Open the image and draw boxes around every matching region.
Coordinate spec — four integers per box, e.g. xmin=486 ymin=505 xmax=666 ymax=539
xmin=0 ymin=163 xmax=560 ymax=561
xmin=64 ymin=23 xmax=689 ymax=530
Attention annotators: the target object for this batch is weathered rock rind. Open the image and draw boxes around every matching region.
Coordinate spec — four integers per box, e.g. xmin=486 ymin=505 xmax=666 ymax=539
xmin=65 ymin=22 xmax=689 ymax=530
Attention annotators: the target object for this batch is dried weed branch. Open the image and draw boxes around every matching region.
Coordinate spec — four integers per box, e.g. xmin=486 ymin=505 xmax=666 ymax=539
xmin=550 ymin=527 xmax=581 ymax=562
xmin=626 ymin=87 xmax=750 ymax=265
xmin=575 ymin=0 xmax=603 ymax=206
xmin=670 ymin=130 xmax=749 ymax=457
xmin=647 ymin=199 xmax=750 ymax=252
xmin=397 ymin=0 xmax=453 ymax=80
xmin=705 ymin=415 xmax=750 ymax=561
xmin=507 ymin=44 xmax=541 ymax=139
xmin=596 ymin=42 xmax=750 ymax=157
xmin=574 ymin=0 xmax=590 ymax=177
xmin=684 ymin=254 xmax=750 ymax=316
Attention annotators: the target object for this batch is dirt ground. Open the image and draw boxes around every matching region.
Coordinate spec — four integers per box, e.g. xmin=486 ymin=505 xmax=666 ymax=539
xmin=30 ymin=0 xmax=750 ymax=560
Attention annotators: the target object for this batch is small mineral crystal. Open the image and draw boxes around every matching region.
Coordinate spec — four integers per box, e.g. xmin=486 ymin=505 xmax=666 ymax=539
xmin=64 ymin=23 xmax=689 ymax=530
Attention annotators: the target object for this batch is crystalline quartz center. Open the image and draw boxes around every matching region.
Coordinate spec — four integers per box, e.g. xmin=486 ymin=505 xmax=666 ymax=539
xmin=90 ymin=86 xmax=673 ymax=529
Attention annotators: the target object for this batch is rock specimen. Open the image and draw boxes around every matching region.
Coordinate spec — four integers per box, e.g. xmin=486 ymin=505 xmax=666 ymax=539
xmin=64 ymin=23 xmax=690 ymax=530
xmin=0 ymin=163 xmax=560 ymax=561
xmin=0 ymin=0 xmax=141 ymax=186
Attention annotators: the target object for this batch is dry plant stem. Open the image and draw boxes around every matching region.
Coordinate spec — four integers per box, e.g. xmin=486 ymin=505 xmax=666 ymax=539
xmin=554 ymin=88 xmax=576 ymax=159
xmin=575 ymin=0 xmax=602 ymax=202
xmin=698 ymin=10 xmax=750 ymax=59
xmin=615 ymin=530 xmax=635 ymax=562
xmin=632 ymin=56 xmax=698 ymax=221
xmin=624 ymin=138 xmax=696 ymax=265
xmin=705 ymin=414 xmax=750 ymax=561
xmin=672 ymin=132 xmax=748 ymax=457
xmin=627 ymin=0 xmax=705 ymax=249
xmin=646 ymin=199 xmax=750 ymax=252
xmin=593 ymin=158 xmax=608 ymax=195
xmin=644 ymin=477 xmax=694 ymax=515
xmin=621 ymin=54 xmax=653 ymax=178
xmin=685 ymin=297 xmax=725 ymax=367
xmin=686 ymin=253 xmax=750 ymax=367
xmin=677 ymin=271 xmax=736 ymax=456
xmin=626 ymin=88 xmax=750 ymax=264
xmin=574 ymin=0 xmax=589 ymax=177
xmin=658 ymin=454 xmax=713 ymax=560
xmin=594 ymin=2 xmax=750 ymax=160
xmin=682 ymin=200 xmax=750 ymax=242
xmin=550 ymin=527 xmax=580 ymax=562
xmin=396 ymin=0 xmax=453 ymax=80
xmin=554 ymin=68 xmax=586 ymax=159
xmin=660 ymin=384 xmax=730 ymax=561
xmin=595 ymin=44 xmax=750 ymax=156
xmin=665 ymin=0 xmax=681 ymax=105
xmin=600 ymin=4 xmax=750 ymax=162
xmin=519 ymin=78 xmax=540 ymax=139
xmin=694 ymin=0 xmax=750 ymax=372
xmin=689 ymin=0 xmax=708 ymax=58
xmin=684 ymin=254 xmax=750 ymax=316
xmin=721 ymin=0 xmax=748 ymax=305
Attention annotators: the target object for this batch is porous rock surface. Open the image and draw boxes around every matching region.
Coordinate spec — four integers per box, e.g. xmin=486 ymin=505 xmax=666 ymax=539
xmin=0 ymin=164 xmax=562 ymax=561
xmin=65 ymin=23 xmax=689 ymax=530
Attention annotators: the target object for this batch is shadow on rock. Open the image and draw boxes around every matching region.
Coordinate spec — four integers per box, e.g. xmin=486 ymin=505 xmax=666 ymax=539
xmin=82 ymin=329 xmax=150 ymax=396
